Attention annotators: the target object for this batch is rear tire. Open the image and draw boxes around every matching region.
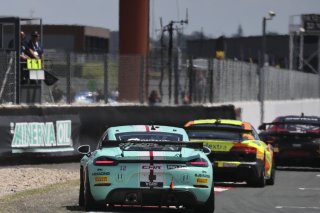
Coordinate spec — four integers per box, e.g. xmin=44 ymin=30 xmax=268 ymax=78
xmin=84 ymin=169 xmax=96 ymax=211
xmin=248 ymin=166 xmax=265 ymax=188
xmin=266 ymin=161 xmax=275 ymax=185
xmin=78 ymin=167 xmax=84 ymax=206
xmin=193 ymin=178 xmax=215 ymax=213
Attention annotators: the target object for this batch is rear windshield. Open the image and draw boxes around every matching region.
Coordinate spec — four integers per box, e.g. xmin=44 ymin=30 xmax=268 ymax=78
xmin=188 ymin=130 xmax=243 ymax=142
xmin=114 ymin=132 xmax=184 ymax=151
xmin=115 ymin=132 xmax=183 ymax=142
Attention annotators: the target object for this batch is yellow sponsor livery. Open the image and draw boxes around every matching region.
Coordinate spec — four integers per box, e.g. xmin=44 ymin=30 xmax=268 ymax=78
xmin=95 ymin=176 xmax=108 ymax=183
xmin=185 ymin=119 xmax=275 ymax=187
xmin=196 ymin=178 xmax=208 ymax=184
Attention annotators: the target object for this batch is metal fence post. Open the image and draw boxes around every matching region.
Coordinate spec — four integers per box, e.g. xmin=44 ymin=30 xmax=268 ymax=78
xmin=188 ymin=57 xmax=193 ymax=104
xmin=208 ymin=58 xmax=213 ymax=103
xmin=104 ymin=54 xmax=109 ymax=103
xmin=66 ymin=53 xmax=71 ymax=104
xmin=139 ymin=55 xmax=145 ymax=104
xmin=318 ymin=36 xmax=320 ymax=98
xmin=174 ymin=55 xmax=179 ymax=105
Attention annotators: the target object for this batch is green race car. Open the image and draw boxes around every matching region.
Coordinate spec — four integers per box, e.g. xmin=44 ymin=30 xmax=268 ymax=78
xmin=78 ymin=125 xmax=215 ymax=212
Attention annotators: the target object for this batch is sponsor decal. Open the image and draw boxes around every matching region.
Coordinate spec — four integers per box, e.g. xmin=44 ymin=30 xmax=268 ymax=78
xmin=142 ymin=165 xmax=162 ymax=170
xmin=222 ymin=162 xmax=239 ymax=168
xmin=196 ymin=177 xmax=208 ymax=184
xmin=204 ymin=143 xmax=228 ymax=151
xmin=92 ymin=172 xmax=110 ymax=176
xmin=140 ymin=163 xmax=164 ymax=188
xmin=10 ymin=120 xmax=73 ymax=152
xmin=95 ymin=176 xmax=108 ymax=183
xmin=195 ymin=174 xmax=210 ymax=178
xmin=284 ymin=117 xmax=318 ymax=122
xmin=167 ymin=165 xmax=187 ymax=170
xmin=140 ymin=182 xmax=163 ymax=187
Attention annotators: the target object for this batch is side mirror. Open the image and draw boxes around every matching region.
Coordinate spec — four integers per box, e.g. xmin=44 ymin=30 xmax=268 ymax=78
xmin=258 ymin=124 xmax=266 ymax=131
xmin=77 ymin=145 xmax=90 ymax=155
xmin=202 ymin=146 xmax=212 ymax=156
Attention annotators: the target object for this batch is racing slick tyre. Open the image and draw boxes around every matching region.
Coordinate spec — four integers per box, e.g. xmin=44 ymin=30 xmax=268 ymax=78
xmin=84 ymin=169 xmax=106 ymax=211
xmin=78 ymin=167 xmax=84 ymax=207
xmin=193 ymin=178 xmax=215 ymax=213
xmin=266 ymin=162 xmax=275 ymax=185
xmin=247 ymin=166 xmax=266 ymax=188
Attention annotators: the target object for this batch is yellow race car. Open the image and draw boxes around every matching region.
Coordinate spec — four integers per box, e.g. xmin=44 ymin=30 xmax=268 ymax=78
xmin=184 ymin=119 xmax=275 ymax=187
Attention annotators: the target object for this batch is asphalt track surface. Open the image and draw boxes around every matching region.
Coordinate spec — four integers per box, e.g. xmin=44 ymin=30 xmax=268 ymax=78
xmin=2 ymin=164 xmax=320 ymax=213
xmin=99 ymin=166 xmax=320 ymax=213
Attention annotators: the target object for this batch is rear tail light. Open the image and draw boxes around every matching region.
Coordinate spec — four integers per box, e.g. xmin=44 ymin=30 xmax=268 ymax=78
xmin=187 ymin=158 xmax=209 ymax=167
xmin=270 ymin=125 xmax=288 ymax=133
xmin=230 ymin=145 xmax=256 ymax=154
xmin=94 ymin=157 xmax=118 ymax=166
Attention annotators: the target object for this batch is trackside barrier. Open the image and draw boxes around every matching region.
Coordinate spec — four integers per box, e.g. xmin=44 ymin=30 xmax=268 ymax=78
xmin=0 ymin=104 xmax=235 ymax=164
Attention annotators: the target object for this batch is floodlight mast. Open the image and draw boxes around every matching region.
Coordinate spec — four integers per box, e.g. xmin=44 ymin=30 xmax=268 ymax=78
xmin=260 ymin=11 xmax=276 ymax=124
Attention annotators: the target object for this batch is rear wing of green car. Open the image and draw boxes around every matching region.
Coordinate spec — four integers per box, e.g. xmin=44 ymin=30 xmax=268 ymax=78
xmin=100 ymin=140 xmax=204 ymax=151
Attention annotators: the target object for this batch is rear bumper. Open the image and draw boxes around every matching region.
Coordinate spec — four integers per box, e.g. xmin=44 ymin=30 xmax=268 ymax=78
xmin=105 ymin=188 xmax=198 ymax=206
xmin=214 ymin=161 xmax=262 ymax=182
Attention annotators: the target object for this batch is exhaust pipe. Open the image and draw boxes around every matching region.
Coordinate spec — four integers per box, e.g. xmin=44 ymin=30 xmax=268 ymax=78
xmin=125 ymin=193 xmax=138 ymax=204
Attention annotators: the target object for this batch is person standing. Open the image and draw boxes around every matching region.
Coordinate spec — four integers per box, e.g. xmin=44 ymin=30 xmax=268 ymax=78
xmin=20 ymin=31 xmax=31 ymax=83
xmin=20 ymin=31 xmax=29 ymax=61
xmin=27 ymin=31 xmax=43 ymax=60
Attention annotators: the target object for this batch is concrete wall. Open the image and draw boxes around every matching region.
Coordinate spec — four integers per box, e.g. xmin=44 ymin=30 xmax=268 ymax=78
xmin=224 ymin=99 xmax=320 ymax=129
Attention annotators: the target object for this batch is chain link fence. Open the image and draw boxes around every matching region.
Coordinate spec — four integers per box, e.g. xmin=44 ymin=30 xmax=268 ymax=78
xmin=0 ymin=51 xmax=319 ymax=105
xmin=0 ymin=51 xmax=16 ymax=104
xmin=187 ymin=58 xmax=320 ymax=104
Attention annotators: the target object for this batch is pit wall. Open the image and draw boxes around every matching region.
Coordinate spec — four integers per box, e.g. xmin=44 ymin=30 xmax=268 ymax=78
xmin=0 ymin=105 xmax=235 ymax=161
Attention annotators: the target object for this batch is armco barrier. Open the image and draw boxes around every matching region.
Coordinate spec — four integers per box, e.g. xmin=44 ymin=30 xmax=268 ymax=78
xmin=0 ymin=105 xmax=235 ymax=163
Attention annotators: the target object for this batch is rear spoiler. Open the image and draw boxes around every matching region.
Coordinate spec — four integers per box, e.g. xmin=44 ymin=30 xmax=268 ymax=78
xmin=185 ymin=125 xmax=252 ymax=133
xmin=100 ymin=140 xmax=203 ymax=150
xmin=259 ymin=122 xmax=320 ymax=130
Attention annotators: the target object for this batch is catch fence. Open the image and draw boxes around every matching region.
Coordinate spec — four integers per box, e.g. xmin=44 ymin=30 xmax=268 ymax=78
xmin=0 ymin=51 xmax=319 ymax=105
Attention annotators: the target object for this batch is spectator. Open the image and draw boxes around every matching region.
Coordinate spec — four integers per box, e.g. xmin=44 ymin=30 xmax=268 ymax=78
xmin=20 ymin=31 xmax=30 ymax=84
xmin=96 ymin=89 xmax=104 ymax=102
xmin=27 ymin=31 xmax=43 ymax=60
xmin=148 ymin=90 xmax=161 ymax=106
xmin=51 ymin=85 xmax=64 ymax=103
xmin=20 ymin=31 xmax=29 ymax=61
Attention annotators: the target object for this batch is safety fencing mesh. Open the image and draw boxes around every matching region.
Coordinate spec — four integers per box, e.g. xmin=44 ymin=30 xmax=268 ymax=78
xmin=0 ymin=51 xmax=16 ymax=104
xmin=0 ymin=51 xmax=319 ymax=105
xmin=188 ymin=58 xmax=320 ymax=104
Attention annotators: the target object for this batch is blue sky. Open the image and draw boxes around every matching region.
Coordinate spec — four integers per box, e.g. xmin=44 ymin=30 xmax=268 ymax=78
xmin=1 ymin=0 xmax=320 ymax=38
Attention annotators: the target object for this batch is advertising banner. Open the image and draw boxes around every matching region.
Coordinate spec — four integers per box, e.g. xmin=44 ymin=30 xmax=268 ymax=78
xmin=0 ymin=114 xmax=81 ymax=157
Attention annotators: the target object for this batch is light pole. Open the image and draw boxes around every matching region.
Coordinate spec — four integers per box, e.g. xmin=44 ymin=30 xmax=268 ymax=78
xmin=260 ymin=11 xmax=276 ymax=124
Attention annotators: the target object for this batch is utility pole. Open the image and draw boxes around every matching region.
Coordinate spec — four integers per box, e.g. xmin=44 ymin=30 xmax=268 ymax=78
xmin=162 ymin=9 xmax=188 ymax=104
xmin=158 ymin=17 xmax=164 ymax=99
xmin=167 ymin=21 xmax=174 ymax=104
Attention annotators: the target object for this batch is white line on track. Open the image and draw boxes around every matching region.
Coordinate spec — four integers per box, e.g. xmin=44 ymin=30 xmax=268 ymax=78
xmin=275 ymin=206 xmax=320 ymax=210
xmin=299 ymin=188 xmax=320 ymax=190
xmin=317 ymin=174 xmax=320 ymax=177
